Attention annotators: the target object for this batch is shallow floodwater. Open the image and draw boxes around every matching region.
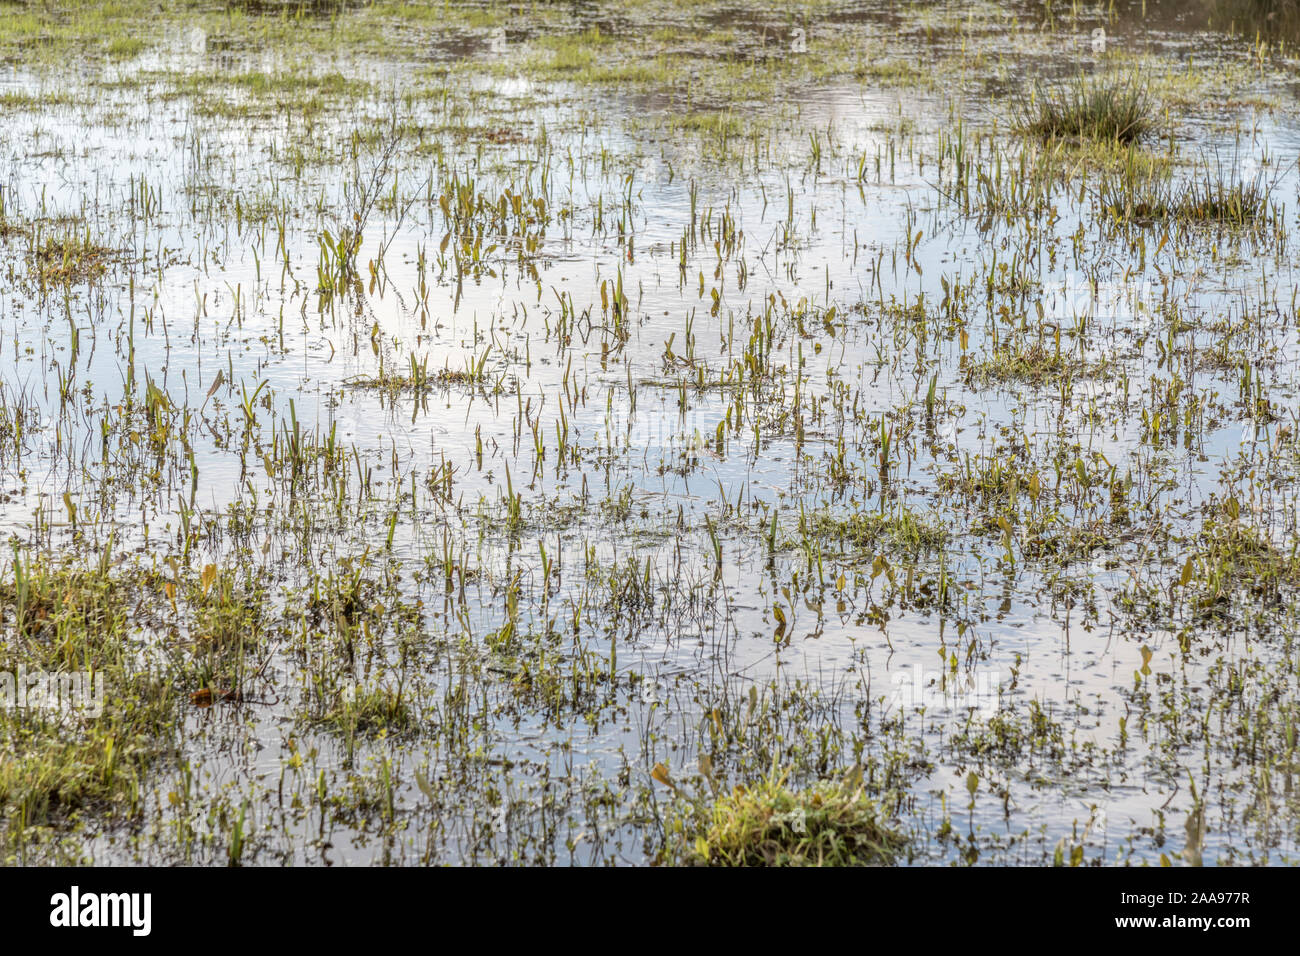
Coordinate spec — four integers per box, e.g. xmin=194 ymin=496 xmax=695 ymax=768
xmin=3 ymin=0 xmax=1300 ymax=864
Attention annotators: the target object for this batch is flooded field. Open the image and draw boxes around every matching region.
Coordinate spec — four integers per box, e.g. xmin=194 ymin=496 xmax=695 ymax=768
xmin=3 ymin=0 xmax=1300 ymax=866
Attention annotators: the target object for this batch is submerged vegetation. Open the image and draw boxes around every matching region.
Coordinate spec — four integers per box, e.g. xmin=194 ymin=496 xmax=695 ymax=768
xmin=0 ymin=556 xmax=172 ymax=849
xmin=1098 ymin=157 xmax=1284 ymax=233
xmin=0 ymin=0 xmax=1299 ymax=867
xmin=32 ymin=233 xmax=115 ymax=285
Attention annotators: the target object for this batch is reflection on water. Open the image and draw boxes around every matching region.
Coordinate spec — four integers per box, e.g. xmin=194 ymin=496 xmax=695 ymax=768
xmin=1 ymin=0 xmax=1300 ymax=865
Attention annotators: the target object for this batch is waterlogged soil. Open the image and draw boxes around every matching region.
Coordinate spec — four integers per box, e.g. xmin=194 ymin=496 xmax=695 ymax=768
xmin=2 ymin=0 xmax=1300 ymax=865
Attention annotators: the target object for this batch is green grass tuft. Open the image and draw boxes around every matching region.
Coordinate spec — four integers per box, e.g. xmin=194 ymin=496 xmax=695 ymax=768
xmin=1020 ymin=74 xmax=1153 ymax=144
xmin=659 ymin=769 xmax=906 ymax=866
